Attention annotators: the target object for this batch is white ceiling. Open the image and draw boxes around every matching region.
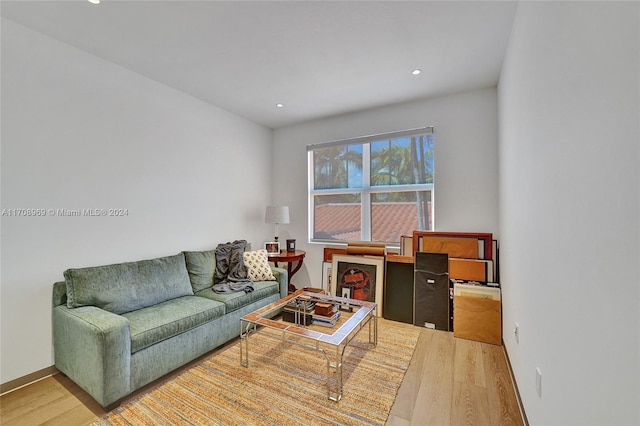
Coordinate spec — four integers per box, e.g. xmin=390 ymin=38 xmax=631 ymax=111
xmin=1 ymin=0 xmax=518 ymax=129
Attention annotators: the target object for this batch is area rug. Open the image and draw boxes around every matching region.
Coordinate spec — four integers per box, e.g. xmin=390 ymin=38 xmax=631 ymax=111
xmin=92 ymin=318 xmax=420 ymax=426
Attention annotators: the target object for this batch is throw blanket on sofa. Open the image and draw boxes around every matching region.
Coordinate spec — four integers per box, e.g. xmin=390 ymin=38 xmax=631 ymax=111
xmin=212 ymin=240 xmax=254 ymax=294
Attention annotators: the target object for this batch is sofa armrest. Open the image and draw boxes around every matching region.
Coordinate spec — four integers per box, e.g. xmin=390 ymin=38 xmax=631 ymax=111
xmin=52 ymin=281 xmax=67 ymax=307
xmin=53 ymin=305 xmax=131 ymax=407
xmin=270 ymin=267 xmax=288 ymax=298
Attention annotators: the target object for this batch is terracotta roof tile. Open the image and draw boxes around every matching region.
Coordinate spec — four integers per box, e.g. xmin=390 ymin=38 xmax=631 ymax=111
xmin=314 ymin=202 xmax=432 ymax=242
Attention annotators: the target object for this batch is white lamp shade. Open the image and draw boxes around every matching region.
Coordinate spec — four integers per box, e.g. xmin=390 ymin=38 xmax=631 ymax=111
xmin=265 ymin=205 xmax=289 ymax=224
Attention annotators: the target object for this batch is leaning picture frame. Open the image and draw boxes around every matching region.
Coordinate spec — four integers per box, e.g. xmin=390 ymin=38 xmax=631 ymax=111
xmin=330 ymin=254 xmax=384 ymax=316
xmin=321 ymin=261 xmax=332 ymax=293
xmin=264 ymin=242 xmax=280 ymax=256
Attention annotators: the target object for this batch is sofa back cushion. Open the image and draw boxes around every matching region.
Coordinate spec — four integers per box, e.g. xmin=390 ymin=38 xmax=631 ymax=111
xmin=183 ymin=249 xmax=216 ymax=292
xmin=64 ymin=253 xmax=194 ymax=314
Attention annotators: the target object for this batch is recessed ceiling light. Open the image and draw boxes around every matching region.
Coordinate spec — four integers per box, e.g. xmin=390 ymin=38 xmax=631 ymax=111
xmin=88 ymin=0 xmax=100 ymax=4
xmin=276 ymin=103 xmax=284 ymax=108
xmin=412 ymin=69 xmax=422 ymax=75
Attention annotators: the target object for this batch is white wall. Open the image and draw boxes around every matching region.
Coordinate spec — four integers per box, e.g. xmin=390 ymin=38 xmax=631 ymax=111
xmin=273 ymin=88 xmax=499 ymax=290
xmin=499 ymin=2 xmax=639 ymax=424
xmin=0 ymin=19 xmax=273 ymax=383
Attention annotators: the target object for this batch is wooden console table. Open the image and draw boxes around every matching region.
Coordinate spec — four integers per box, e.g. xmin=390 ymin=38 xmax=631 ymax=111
xmin=269 ymin=250 xmax=306 ymax=293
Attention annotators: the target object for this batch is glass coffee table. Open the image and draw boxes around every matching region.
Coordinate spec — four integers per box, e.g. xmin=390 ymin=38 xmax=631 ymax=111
xmin=239 ymin=289 xmax=377 ymax=401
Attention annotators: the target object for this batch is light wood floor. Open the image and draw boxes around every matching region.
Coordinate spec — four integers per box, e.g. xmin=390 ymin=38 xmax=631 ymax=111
xmin=388 ymin=329 xmax=525 ymax=425
xmin=1 ymin=328 xmax=525 ymax=426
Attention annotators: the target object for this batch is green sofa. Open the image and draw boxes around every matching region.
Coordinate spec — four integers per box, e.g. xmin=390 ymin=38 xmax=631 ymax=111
xmin=52 ymin=249 xmax=287 ymax=408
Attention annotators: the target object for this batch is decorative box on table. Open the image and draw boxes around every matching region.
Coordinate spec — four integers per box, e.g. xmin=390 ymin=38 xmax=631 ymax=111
xmin=282 ymin=297 xmax=315 ymax=326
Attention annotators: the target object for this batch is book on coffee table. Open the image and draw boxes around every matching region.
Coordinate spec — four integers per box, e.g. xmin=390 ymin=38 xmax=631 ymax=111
xmin=312 ymin=310 xmax=341 ymax=327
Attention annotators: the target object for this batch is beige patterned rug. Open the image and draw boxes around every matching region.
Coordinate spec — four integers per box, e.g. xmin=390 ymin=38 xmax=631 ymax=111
xmin=92 ymin=318 xmax=420 ymax=426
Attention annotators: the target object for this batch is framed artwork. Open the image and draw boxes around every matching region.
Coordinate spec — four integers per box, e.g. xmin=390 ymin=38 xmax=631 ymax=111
xmin=321 ymin=261 xmax=332 ymax=293
xmin=330 ymin=254 xmax=383 ymax=315
xmin=264 ymin=242 xmax=280 ymax=256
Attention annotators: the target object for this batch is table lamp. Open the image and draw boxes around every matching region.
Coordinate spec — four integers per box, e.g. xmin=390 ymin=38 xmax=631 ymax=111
xmin=265 ymin=205 xmax=289 ymax=243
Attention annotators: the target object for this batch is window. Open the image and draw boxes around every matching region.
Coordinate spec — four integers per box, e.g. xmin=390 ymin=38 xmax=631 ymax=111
xmin=308 ymin=127 xmax=434 ymax=245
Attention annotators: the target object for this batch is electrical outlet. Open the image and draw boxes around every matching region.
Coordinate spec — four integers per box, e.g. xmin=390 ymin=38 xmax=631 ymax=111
xmin=514 ymin=323 xmax=520 ymax=343
xmin=536 ymin=367 xmax=542 ymax=397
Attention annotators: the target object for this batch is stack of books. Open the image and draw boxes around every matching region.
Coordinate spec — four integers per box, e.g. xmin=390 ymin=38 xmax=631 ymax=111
xmin=312 ymin=302 xmax=341 ymax=327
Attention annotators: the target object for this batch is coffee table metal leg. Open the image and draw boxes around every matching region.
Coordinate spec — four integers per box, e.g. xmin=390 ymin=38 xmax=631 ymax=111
xmin=326 ymin=311 xmax=377 ymax=401
xmin=324 ymin=348 xmax=343 ymax=402
xmin=333 ymin=350 xmax=344 ymax=401
xmin=328 ymin=367 xmax=343 ymax=401
xmin=240 ymin=321 xmax=255 ymax=367
xmin=370 ymin=314 xmax=378 ymax=346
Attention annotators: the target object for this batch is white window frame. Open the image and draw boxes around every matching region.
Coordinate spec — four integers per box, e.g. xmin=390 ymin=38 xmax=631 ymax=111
xmin=307 ymin=126 xmax=434 ymax=245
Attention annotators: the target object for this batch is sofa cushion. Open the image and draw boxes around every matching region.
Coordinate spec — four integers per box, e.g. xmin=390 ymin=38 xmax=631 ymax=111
xmin=64 ymin=253 xmax=194 ymax=314
xmin=122 ymin=296 xmax=225 ymax=354
xmin=243 ymin=249 xmax=276 ymax=281
xmin=196 ymin=280 xmax=279 ymax=313
xmin=183 ymin=249 xmax=216 ymax=292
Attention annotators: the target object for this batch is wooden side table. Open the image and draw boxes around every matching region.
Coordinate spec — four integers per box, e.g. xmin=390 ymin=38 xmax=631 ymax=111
xmin=268 ymin=250 xmax=306 ymax=293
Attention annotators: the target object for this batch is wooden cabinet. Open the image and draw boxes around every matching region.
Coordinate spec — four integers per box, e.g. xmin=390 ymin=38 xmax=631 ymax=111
xmin=453 ymin=284 xmax=502 ymax=345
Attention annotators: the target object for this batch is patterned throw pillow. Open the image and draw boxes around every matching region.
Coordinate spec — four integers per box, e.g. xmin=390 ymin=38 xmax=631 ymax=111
xmin=243 ymin=249 xmax=276 ymax=281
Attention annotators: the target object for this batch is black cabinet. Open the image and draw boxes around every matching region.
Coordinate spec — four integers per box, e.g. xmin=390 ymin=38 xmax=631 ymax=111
xmin=384 ymin=253 xmax=451 ymax=330
xmin=383 ymin=256 xmax=414 ymax=324
xmin=414 ymin=252 xmax=450 ymax=331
